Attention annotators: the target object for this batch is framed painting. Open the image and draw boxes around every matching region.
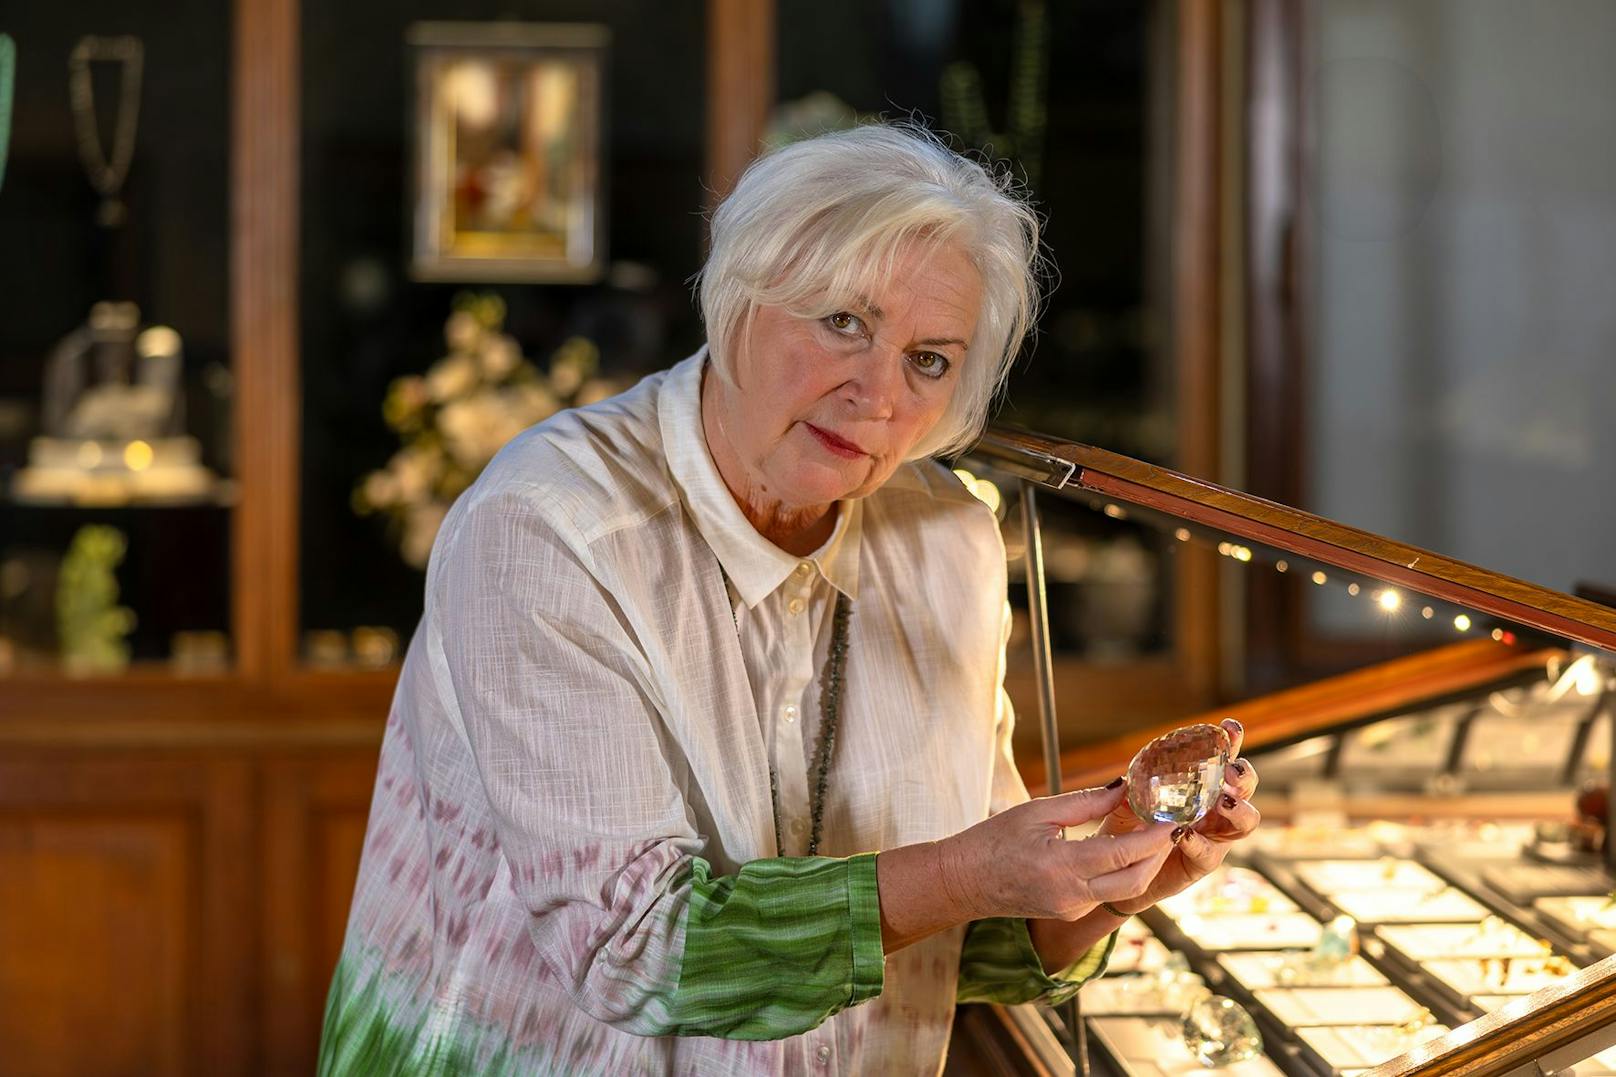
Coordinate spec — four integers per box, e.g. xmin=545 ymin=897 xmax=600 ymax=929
xmin=408 ymin=22 xmax=607 ymax=283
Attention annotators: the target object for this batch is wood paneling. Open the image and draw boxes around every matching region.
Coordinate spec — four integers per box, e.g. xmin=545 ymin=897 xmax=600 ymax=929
xmin=705 ymin=0 xmax=775 ymax=205
xmin=260 ymin=753 xmax=379 ymax=1077
xmin=0 ymin=816 xmax=190 ymax=1076
xmin=0 ymin=755 xmax=254 ymax=1075
xmin=233 ymin=0 xmax=301 ymax=682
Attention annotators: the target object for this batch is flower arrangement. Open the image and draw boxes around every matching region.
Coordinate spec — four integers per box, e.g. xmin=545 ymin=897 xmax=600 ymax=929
xmin=353 ymin=292 xmax=620 ymax=568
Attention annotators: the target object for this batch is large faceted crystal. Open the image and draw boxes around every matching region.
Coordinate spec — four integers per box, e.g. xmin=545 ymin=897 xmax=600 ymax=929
xmin=1126 ymin=722 xmax=1230 ymax=825
xmin=1182 ymin=994 xmax=1263 ymax=1067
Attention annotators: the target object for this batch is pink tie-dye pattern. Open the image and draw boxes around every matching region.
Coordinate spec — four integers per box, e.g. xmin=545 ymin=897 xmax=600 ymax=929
xmin=324 ymin=352 xmax=1037 ymax=1075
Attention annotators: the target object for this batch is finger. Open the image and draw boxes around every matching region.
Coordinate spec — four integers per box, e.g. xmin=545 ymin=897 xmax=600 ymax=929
xmin=1067 ymin=821 xmax=1175 ymax=874
xmin=1197 ymin=794 xmax=1261 ymax=841
xmin=1224 ymin=757 xmax=1258 ymax=799
xmin=1173 ymin=828 xmax=1230 ymax=876
xmin=1088 ymin=843 xmax=1175 ymax=904
xmin=1035 ymin=780 xmax=1127 ymax=827
xmin=1222 ymin=717 xmax=1245 ymax=758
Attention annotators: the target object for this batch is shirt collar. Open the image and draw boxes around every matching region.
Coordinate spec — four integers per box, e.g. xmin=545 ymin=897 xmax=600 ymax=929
xmin=659 ymin=348 xmax=862 ymax=609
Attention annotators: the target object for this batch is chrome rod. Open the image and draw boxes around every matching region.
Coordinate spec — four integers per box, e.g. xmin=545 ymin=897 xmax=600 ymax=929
xmin=1020 ymin=480 xmax=1087 ymax=1075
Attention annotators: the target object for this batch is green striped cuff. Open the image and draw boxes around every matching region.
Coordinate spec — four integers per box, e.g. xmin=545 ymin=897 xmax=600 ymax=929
xmin=955 ymin=918 xmax=1117 ymax=1006
xmin=845 ymin=852 xmax=885 ymax=1004
xmin=671 ymin=852 xmax=887 ymax=1039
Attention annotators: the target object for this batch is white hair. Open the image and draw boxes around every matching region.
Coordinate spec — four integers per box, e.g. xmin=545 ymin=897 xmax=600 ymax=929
xmin=694 ymin=123 xmax=1044 ymax=459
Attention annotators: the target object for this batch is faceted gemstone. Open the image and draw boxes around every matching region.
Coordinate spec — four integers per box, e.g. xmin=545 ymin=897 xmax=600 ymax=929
xmin=1313 ymin=914 xmax=1361 ymax=964
xmin=1182 ymin=994 xmax=1263 ymax=1067
xmin=1126 ymin=722 xmax=1231 ymax=825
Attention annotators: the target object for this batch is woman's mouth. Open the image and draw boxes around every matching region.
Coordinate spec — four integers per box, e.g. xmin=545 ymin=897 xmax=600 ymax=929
xmin=804 ymin=423 xmax=867 ymax=459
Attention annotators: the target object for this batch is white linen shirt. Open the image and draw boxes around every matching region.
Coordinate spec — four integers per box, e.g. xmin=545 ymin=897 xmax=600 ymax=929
xmin=324 ymin=347 xmax=1036 ymax=1076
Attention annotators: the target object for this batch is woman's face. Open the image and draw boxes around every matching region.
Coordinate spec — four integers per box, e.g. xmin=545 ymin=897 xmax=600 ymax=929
xmin=704 ymin=239 xmax=982 ymax=515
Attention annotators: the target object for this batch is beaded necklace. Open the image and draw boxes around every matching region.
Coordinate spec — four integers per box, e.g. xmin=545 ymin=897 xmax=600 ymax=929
xmin=718 ymin=565 xmax=852 ymax=857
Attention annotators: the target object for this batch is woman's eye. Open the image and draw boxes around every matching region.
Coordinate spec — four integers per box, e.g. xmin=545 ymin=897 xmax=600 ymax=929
xmin=825 ymin=311 xmax=862 ymax=335
xmin=910 ymin=351 xmax=951 ymax=379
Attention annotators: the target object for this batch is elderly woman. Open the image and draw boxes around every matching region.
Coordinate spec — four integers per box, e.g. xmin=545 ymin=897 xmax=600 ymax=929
xmin=320 ymin=124 xmax=1259 ymax=1075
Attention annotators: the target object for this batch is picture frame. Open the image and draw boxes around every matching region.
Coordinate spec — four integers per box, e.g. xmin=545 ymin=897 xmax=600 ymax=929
xmin=408 ymin=22 xmax=608 ymax=283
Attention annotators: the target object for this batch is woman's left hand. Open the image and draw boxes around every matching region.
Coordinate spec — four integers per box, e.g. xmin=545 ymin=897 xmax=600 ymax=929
xmin=1097 ymin=718 xmax=1260 ymax=915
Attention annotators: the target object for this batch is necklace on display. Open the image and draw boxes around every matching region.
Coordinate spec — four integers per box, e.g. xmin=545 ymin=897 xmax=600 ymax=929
xmin=719 ymin=565 xmax=853 ymax=857
xmin=0 ymin=35 xmax=15 ymax=194
xmin=68 ymin=35 xmax=144 ymax=228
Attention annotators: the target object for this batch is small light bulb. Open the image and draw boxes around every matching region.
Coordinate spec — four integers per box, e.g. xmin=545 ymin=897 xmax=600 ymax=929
xmin=1276 ymin=560 xmax=1289 ymax=573
xmin=1491 ymin=628 xmax=1504 ymax=641
xmin=1311 ymin=571 xmax=1327 ymax=585
xmin=1174 ymin=528 xmax=1191 ymax=542
xmin=1347 ymin=583 xmax=1361 ymax=596
xmin=124 ymin=440 xmax=154 ymax=471
xmin=1421 ymin=606 xmax=1434 ymax=619
xmin=1454 ymin=614 xmax=1472 ymax=632
xmin=1103 ymin=503 xmax=1126 ymax=520
xmin=1218 ymin=542 xmax=1232 ymax=556
xmin=1235 ymin=546 xmax=1253 ymax=562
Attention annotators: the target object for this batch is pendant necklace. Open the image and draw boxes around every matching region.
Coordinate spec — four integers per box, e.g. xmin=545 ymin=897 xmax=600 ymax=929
xmin=718 ymin=565 xmax=852 ymax=857
xmin=68 ymin=35 xmax=144 ymax=228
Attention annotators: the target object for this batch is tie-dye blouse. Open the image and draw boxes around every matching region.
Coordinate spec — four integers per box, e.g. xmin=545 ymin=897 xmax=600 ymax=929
xmin=319 ymin=349 xmax=1111 ymax=1076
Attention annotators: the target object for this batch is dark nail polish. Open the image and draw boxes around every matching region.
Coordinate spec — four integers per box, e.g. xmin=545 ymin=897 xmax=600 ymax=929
xmin=1105 ymin=776 xmax=1125 ymax=790
xmin=1222 ymin=793 xmax=1237 ymax=809
xmin=1231 ymin=760 xmax=1247 ymax=776
xmin=1170 ymin=826 xmax=1187 ymax=843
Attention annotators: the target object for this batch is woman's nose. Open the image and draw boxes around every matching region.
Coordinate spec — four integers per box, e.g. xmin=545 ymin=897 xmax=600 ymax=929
xmin=842 ymin=345 xmax=904 ymax=420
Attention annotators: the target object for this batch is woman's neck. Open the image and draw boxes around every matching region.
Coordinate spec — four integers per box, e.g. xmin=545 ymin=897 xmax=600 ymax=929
xmin=700 ymin=366 xmax=837 ymax=556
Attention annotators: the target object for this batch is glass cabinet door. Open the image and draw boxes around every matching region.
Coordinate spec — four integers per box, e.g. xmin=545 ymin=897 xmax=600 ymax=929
xmin=0 ymin=2 xmax=235 ymax=677
xmin=296 ymin=1 xmax=710 ymax=671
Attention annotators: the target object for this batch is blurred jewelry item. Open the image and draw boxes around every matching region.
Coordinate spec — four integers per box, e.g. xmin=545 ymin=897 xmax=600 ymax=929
xmin=304 ymin=629 xmax=349 ymax=669
xmin=170 ymin=630 xmax=229 ymax=674
xmin=350 ymin=625 xmax=400 ymax=668
xmin=1181 ymin=994 xmax=1262 ymax=1067
xmin=1392 ymin=1007 xmax=1437 ymax=1038
xmin=68 ymin=35 xmax=143 ymax=227
xmin=1127 ymin=722 xmax=1230 ymax=825
xmin=0 ymin=33 xmax=15 ymax=193
xmin=1312 ymin=914 xmax=1360 ymax=966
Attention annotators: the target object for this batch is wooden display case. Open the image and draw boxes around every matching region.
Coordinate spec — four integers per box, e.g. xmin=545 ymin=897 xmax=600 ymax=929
xmin=958 ymin=429 xmax=1616 ymax=1077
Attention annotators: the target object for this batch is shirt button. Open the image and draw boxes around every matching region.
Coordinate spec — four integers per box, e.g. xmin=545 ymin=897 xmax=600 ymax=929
xmin=787 ymin=597 xmax=805 ymax=615
xmin=816 ymin=1044 xmax=832 ymax=1064
xmin=796 ymin=561 xmax=813 ymax=577
xmin=783 ymin=704 xmax=798 ymax=723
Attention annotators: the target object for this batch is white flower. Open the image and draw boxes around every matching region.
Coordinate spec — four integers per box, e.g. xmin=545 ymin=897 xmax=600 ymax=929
xmin=479 ymin=334 xmax=522 ymax=379
xmin=390 ymin=446 xmax=440 ymax=503
xmin=362 ymin=470 xmax=398 ymax=509
xmin=511 ymin=382 xmax=560 ymax=424
xmin=445 ymin=310 xmax=481 ymax=353
xmin=426 ymin=354 xmax=479 ymax=401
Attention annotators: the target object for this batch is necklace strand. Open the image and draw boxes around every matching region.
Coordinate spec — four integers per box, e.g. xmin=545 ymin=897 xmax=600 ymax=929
xmin=718 ymin=566 xmax=852 ymax=857
xmin=68 ymin=36 xmax=143 ymax=225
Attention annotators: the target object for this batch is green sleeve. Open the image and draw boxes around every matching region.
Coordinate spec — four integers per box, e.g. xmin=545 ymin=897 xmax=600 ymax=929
xmin=670 ymin=852 xmax=886 ymax=1039
xmin=955 ymin=918 xmax=1116 ymax=1006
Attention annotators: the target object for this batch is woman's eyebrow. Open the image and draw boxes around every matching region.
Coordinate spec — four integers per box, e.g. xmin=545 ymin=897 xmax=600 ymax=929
xmin=851 ymin=295 xmax=966 ymax=348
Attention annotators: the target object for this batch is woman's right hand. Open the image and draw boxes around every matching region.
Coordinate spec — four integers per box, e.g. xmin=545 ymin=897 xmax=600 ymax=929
xmin=936 ymin=782 xmax=1177 ymax=922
